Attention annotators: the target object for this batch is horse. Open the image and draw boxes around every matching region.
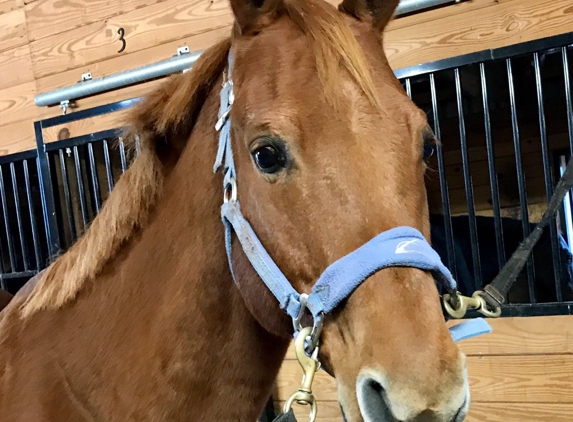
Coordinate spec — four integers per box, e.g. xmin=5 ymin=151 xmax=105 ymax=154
xmin=0 ymin=0 xmax=474 ymax=420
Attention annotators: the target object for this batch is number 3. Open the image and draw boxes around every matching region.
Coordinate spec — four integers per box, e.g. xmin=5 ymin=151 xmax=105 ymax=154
xmin=117 ymin=28 xmax=126 ymax=53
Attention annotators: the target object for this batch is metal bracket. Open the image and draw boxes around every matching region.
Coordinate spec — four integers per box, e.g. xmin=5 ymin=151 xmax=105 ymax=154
xmin=177 ymin=46 xmax=190 ymax=56
xmin=59 ymin=100 xmax=70 ymax=115
xmin=81 ymin=72 xmax=93 ymax=82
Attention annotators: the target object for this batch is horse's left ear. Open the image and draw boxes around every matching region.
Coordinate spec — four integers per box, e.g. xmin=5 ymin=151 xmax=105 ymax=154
xmin=230 ymin=0 xmax=285 ymax=35
xmin=339 ymin=0 xmax=400 ymax=32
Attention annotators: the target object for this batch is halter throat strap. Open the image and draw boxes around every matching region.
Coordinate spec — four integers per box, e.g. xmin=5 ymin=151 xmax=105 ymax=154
xmin=213 ymin=51 xmax=491 ymax=344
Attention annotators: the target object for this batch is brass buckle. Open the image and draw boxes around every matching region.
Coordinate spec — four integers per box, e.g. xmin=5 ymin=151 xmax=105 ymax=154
xmin=283 ymin=326 xmax=321 ymax=422
xmin=442 ymin=291 xmax=502 ymax=319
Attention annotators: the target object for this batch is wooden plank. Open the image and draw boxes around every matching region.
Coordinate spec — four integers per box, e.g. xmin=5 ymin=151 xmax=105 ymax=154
xmin=0 ymin=43 xmax=34 ymax=90
xmin=0 ymin=81 xmax=39 ymax=127
xmin=276 ymin=354 xmax=573 ymax=403
xmin=29 ymin=0 xmax=234 ymax=79
xmin=272 ymin=401 xmax=573 ymax=422
xmin=0 ymin=8 xmax=27 ymax=53
xmin=286 ymin=316 xmax=573 ymax=360
xmin=0 ymin=119 xmax=35 ymax=156
xmin=0 ymin=0 xmax=25 ymax=15
xmin=385 ymin=0 xmax=573 ymax=70
xmin=36 ymin=25 xmax=231 ymax=93
xmin=42 ymin=108 xmax=131 ymax=143
xmin=24 ymin=0 xmax=163 ymax=42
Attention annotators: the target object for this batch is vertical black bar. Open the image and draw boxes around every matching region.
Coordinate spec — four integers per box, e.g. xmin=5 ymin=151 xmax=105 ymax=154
xmin=102 ymin=139 xmax=115 ymax=194
xmin=10 ymin=162 xmax=29 ymax=271
xmin=480 ymin=63 xmax=506 ymax=270
xmin=73 ymin=146 xmax=89 ymax=229
xmin=87 ymin=143 xmax=101 ymax=213
xmin=564 ymin=47 xmax=573 ymax=156
xmin=534 ymin=52 xmax=563 ymax=302
xmin=119 ymin=137 xmax=128 ymax=173
xmin=0 ymin=165 xmax=16 ymax=271
xmin=507 ymin=58 xmax=536 ymax=303
xmin=405 ymin=78 xmax=412 ymax=99
xmin=59 ymin=149 xmax=76 ymax=242
xmin=23 ymin=159 xmax=42 ymax=270
xmin=454 ymin=68 xmax=482 ymax=289
xmin=35 ymin=121 xmax=61 ymax=259
xmin=430 ymin=73 xmax=458 ymax=280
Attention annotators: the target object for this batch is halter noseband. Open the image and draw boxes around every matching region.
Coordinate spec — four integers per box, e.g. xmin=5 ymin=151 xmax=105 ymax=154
xmin=213 ymin=52 xmax=491 ymax=350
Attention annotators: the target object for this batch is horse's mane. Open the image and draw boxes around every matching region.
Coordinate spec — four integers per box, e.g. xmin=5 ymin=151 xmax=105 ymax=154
xmin=20 ymin=0 xmax=379 ymax=318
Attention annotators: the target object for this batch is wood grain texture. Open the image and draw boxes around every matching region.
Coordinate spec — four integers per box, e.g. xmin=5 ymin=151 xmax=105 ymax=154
xmin=29 ymin=0 xmax=233 ymax=79
xmin=0 ymin=8 xmax=27 ymax=53
xmin=272 ymin=400 xmax=573 ymax=422
xmin=36 ymin=25 xmax=231 ymax=92
xmin=0 ymin=81 xmax=38 ymax=126
xmin=276 ymin=354 xmax=573 ymax=403
xmin=0 ymin=0 xmax=25 ymax=15
xmin=0 ymin=119 xmax=35 ymax=156
xmin=25 ymin=0 xmax=164 ymax=42
xmin=0 ymin=44 xmax=33 ymax=90
xmin=42 ymin=108 xmax=131 ymax=143
xmin=385 ymin=0 xmax=573 ymax=70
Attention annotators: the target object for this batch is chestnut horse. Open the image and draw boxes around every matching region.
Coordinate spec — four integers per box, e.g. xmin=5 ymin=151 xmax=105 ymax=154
xmin=0 ymin=0 xmax=476 ymax=420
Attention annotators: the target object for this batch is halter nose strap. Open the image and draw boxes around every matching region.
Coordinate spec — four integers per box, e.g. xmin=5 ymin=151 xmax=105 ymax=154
xmin=214 ymin=50 xmax=491 ymax=344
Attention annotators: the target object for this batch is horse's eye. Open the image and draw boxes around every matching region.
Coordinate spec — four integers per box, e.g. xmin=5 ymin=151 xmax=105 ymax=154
xmin=252 ymin=145 xmax=287 ymax=174
xmin=423 ymin=141 xmax=435 ymax=161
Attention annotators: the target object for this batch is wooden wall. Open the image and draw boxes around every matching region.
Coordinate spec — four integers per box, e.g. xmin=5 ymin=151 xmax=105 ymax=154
xmin=1 ymin=0 xmax=573 ymax=155
xmin=275 ymin=315 xmax=573 ymax=421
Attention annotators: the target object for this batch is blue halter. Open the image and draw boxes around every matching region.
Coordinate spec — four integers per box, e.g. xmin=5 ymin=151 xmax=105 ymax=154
xmin=214 ymin=52 xmax=491 ymax=347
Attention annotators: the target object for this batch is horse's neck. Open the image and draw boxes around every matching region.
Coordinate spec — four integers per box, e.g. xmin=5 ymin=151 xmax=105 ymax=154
xmin=94 ymin=100 xmax=289 ymax=419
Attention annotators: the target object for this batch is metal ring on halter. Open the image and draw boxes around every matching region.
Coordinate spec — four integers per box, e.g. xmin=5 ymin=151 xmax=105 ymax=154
xmin=224 ymin=178 xmax=237 ymax=203
xmin=293 ymin=293 xmax=324 ymax=353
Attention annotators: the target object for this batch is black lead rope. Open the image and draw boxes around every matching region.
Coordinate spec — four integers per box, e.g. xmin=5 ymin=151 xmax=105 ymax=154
xmin=272 ymin=409 xmax=298 ymax=422
xmin=482 ymin=157 xmax=573 ymax=309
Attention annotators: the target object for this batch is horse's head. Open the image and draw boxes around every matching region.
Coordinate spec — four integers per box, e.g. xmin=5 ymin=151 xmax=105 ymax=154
xmin=224 ymin=0 xmax=469 ymax=420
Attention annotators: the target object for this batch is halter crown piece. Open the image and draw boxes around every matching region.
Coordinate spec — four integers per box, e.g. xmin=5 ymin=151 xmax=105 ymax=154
xmin=213 ymin=51 xmax=492 ymax=350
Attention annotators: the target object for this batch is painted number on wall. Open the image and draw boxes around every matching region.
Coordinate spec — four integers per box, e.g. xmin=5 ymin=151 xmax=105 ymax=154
xmin=117 ymin=28 xmax=126 ymax=53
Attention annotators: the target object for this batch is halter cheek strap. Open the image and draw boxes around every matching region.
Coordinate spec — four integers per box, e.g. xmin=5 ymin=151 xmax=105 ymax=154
xmin=214 ymin=51 xmax=491 ymax=345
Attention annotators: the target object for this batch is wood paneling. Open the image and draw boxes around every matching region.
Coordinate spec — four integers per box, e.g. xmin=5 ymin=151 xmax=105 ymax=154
xmin=273 ymin=400 xmax=573 ymax=422
xmin=29 ymin=0 xmax=233 ymax=79
xmin=385 ymin=0 xmax=573 ymax=69
xmin=42 ymin=108 xmax=131 ymax=143
xmin=277 ymin=315 xmax=573 ymax=421
xmin=0 ymin=8 xmax=27 ymax=53
xmin=25 ymin=0 xmax=163 ymax=41
xmin=0 ymin=0 xmax=25 ymax=15
xmin=0 ymin=119 xmax=35 ymax=156
xmin=0 ymin=81 xmax=38 ymax=126
xmin=0 ymin=44 xmax=34 ymax=90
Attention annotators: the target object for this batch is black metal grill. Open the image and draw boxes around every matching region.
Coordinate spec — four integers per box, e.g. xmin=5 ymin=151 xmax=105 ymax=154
xmin=398 ymin=33 xmax=573 ymax=314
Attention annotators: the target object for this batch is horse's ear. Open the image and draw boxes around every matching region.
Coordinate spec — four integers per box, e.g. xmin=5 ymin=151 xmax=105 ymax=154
xmin=339 ymin=0 xmax=400 ymax=32
xmin=230 ymin=0 xmax=284 ymax=35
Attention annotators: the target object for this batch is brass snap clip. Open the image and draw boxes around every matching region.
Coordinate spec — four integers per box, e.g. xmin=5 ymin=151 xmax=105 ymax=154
xmin=442 ymin=291 xmax=502 ymax=319
xmin=283 ymin=326 xmax=321 ymax=422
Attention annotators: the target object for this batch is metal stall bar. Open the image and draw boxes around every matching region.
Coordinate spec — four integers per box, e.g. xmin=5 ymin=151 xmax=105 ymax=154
xmin=480 ymin=62 xmax=505 ymax=270
xmin=102 ymin=139 xmax=115 ymax=194
xmin=72 ymin=146 xmax=89 ymax=229
xmin=564 ymin=47 xmax=573 ymax=156
xmin=454 ymin=68 xmax=482 ymax=288
xmin=506 ymin=58 xmax=536 ymax=303
xmin=58 ymin=149 xmax=77 ymax=242
xmin=429 ymin=73 xmax=458 ymax=279
xmin=118 ymin=137 xmax=128 ymax=173
xmin=87 ymin=143 xmax=101 ymax=213
xmin=23 ymin=159 xmax=42 ymax=269
xmin=10 ymin=163 xmax=30 ymax=271
xmin=0 ymin=165 xmax=16 ymax=271
xmin=533 ymin=52 xmax=564 ymax=302
xmin=404 ymin=78 xmax=412 ymax=99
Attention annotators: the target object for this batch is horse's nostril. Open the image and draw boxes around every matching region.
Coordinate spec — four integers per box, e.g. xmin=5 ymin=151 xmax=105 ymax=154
xmin=357 ymin=377 xmax=396 ymax=422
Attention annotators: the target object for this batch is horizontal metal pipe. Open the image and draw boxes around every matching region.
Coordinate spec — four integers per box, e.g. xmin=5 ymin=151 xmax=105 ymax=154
xmin=34 ymin=51 xmax=203 ymax=107
xmin=34 ymin=0 xmax=463 ymax=108
xmin=395 ymin=0 xmax=461 ymax=16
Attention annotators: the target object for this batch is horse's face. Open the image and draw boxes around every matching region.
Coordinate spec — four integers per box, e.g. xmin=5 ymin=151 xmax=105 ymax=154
xmin=227 ymin=0 xmax=468 ymax=420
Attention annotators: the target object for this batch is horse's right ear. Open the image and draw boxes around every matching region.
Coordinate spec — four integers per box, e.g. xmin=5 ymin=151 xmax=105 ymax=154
xmin=229 ymin=0 xmax=284 ymax=35
xmin=339 ymin=0 xmax=400 ymax=32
